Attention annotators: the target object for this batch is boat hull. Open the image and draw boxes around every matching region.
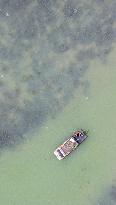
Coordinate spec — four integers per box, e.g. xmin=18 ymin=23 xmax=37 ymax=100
xmin=54 ymin=130 xmax=88 ymax=160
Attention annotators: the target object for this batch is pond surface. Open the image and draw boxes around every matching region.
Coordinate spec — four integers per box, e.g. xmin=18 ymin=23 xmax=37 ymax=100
xmin=0 ymin=0 xmax=116 ymax=204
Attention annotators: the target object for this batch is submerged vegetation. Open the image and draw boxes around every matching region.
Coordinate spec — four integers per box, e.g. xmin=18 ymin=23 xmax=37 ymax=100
xmin=97 ymin=184 xmax=116 ymax=205
xmin=0 ymin=0 xmax=116 ymax=147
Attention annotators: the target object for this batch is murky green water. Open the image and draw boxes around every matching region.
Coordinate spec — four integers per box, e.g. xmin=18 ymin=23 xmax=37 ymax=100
xmin=0 ymin=47 xmax=116 ymax=205
xmin=0 ymin=0 xmax=116 ymax=204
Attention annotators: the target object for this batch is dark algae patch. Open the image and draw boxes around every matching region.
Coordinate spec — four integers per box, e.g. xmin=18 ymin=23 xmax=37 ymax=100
xmin=0 ymin=0 xmax=116 ymax=148
xmin=97 ymin=184 xmax=116 ymax=205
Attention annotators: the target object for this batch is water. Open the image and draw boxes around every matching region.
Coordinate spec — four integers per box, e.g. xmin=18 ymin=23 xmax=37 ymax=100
xmin=0 ymin=47 xmax=116 ymax=205
xmin=0 ymin=0 xmax=116 ymax=204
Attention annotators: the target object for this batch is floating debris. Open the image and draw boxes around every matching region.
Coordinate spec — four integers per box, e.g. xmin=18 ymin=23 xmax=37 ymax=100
xmin=54 ymin=129 xmax=88 ymax=160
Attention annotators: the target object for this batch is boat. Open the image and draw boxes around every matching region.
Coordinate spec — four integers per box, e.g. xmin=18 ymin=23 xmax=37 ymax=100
xmin=54 ymin=129 xmax=88 ymax=160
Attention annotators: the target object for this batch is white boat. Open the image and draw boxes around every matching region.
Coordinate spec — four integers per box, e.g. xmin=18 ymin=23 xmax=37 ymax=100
xmin=54 ymin=130 xmax=88 ymax=160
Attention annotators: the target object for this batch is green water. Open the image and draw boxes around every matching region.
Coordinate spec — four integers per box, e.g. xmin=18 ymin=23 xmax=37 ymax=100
xmin=0 ymin=46 xmax=116 ymax=205
xmin=0 ymin=0 xmax=116 ymax=204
